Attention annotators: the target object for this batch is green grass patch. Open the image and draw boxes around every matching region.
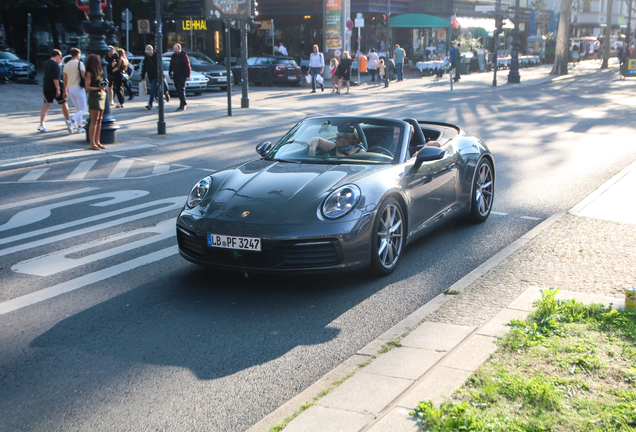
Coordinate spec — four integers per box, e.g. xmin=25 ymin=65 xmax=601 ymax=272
xmin=411 ymin=288 xmax=636 ymax=431
xmin=379 ymin=340 xmax=402 ymax=353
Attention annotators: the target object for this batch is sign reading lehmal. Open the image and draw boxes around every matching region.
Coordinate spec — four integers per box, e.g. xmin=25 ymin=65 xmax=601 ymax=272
xmin=182 ymin=19 xmax=208 ymax=30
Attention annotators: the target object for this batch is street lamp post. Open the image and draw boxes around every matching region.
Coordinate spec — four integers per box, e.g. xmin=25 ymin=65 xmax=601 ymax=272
xmin=104 ymin=0 xmax=118 ymax=47
xmin=508 ymin=0 xmax=521 ymax=84
xmin=156 ymin=0 xmax=166 ymax=134
xmin=82 ymin=0 xmax=119 ymax=143
xmin=385 ymin=0 xmax=390 ymax=88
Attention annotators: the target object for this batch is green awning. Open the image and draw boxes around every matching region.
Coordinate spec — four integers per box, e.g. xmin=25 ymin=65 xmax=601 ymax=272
xmin=389 ymin=14 xmax=453 ymax=29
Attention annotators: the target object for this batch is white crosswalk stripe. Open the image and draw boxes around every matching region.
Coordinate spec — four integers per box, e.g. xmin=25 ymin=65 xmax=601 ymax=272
xmin=19 ymin=168 xmax=49 ymax=182
xmin=107 ymin=158 xmax=135 ymax=179
xmin=66 ymin=160 xmax=97 ymax=181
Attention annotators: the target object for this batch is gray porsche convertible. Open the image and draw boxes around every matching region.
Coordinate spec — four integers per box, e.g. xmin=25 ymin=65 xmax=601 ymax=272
xmin=176 ymin=116 xmax=495 ymax=275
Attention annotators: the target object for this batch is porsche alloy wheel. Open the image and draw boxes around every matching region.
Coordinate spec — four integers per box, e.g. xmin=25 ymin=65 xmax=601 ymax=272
xmin=469 ymin=158 xmax=494 ymax=222
xmin=371 ymin=198 xmax=404 ymax=275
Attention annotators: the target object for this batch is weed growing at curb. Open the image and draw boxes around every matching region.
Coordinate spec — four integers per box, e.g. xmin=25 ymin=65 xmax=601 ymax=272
xmin=379 ymin=340 xmax=403 ymax=353
xmin=411 ymin=288 xmax=636 ymax=431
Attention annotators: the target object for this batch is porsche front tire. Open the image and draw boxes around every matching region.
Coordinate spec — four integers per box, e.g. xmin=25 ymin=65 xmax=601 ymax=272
xmin=370 ymin=198 xmax=405 ymax=276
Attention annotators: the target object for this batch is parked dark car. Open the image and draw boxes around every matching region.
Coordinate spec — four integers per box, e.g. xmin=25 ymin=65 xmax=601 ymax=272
xmin=164 ymin=51 xmax=231 ymax=91
xmin=177 ymin=116 xmax=495 ymax=275
xmin=232 ymin=55 xmax=302 ymax=86
xmin=0 ymin=51 xmax=36 ymax=80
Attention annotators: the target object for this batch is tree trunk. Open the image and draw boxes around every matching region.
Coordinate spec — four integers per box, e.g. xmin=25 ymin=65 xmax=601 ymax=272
xmin=601 ymin=0 xmax=614 ymax=69
xmin=550 ymin=0 xmax=574 ymax=75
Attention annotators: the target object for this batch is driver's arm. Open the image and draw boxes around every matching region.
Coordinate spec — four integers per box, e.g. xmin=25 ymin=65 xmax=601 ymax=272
xmin=307 ymin=137 xmax=335 ymax=156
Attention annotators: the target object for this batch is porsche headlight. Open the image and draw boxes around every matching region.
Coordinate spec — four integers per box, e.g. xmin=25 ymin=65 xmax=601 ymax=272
xmin=186 ymin=176 xmax=212 ymax=209
xmin=322 ymin=185 xmax=361 ymax=219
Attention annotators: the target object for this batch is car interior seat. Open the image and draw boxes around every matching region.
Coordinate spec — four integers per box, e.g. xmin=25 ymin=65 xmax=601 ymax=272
xmin=403 ymin=118 xmax=427 ymax=157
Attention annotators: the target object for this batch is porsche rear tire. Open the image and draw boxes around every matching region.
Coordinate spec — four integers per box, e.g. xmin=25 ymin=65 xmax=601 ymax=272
xmin=370 ymin=198 xmax=405 ymax=276
xmin=468 ymin=158 xmax=494 ymax=223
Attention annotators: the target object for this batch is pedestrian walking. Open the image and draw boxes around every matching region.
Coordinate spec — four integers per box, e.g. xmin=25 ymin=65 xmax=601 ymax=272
xmin=367 ymin=48 xmax=379 ymax=81
xmin=393 ymin=44 xmax=405 ymax=81
xmin=278 ymin=42 xmax=288 ymax=56
xmin=84 ymin=54 xmax=107 ymax=150
xmin=38 ymin=49 xmax=73 ymax=133
xmin=112 ymin=49 xmax=130 ymax=108
xmin=329 ymin=58 xmax=339 ymax=93
xmin=62 ymin=47 xmax=86 ymax=133
xmin=451 ymin=42 xmax=461 ymax=82
xmin=378 ymin=58 xmax=386 ymax=81
xmin=169 ymin=43 xmax=191 ymax=111
xmin=336 ymin=51 xmax=352 ymax=94
xmin=307 ymin=44 xmax=325 ymax=93
xmin=141 ymin=44 xmax=170 ymax=110
xmin=105 ymin=46 xmax=117 ymax=106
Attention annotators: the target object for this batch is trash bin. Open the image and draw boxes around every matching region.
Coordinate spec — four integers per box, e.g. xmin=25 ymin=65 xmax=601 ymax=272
xmin=460 ymin=59 xmax=470 ymax=75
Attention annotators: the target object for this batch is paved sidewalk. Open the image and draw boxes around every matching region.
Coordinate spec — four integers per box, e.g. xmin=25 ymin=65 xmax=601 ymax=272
xmin=0 ymin=84 xmax=305 ymax=171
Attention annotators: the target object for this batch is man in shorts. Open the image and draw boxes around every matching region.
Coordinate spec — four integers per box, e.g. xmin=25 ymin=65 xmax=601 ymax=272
xmin=39 ymin=49 xmax=72 ymax=133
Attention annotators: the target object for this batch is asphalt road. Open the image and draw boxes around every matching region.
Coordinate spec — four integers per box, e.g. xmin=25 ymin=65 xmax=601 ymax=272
xmin=1 ymin=72 xmax=635 ymax=431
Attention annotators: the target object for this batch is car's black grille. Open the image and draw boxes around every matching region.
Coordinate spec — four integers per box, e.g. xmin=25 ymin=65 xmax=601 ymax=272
xmin=282 ymin=242 xmax=340 ymax=266
xmin=177 ymin=227 xmax=205 ymax=260
xmin=177 ymin=228 xmax=342 ymax=270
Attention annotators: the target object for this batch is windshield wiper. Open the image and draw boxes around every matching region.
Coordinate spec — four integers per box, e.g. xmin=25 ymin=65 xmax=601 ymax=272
xmin=267 ymin=158 xmax=303 ymax=163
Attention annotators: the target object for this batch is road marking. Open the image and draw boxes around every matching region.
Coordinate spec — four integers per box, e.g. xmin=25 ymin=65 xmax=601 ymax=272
xmin=107 ymin=158 xmax=135 ymax=179
xmin=66 ymin=160 xmax=98 ymax=181
xmin=19 ymin=168 xmax=49 ymax=182
xmin=12 ymin=218 xmax=175 ymax=276
xmin=0 ymin=187 xmax=98 ymax=211
xmin=152 ymin=163 xmax=170 ymax=175
xmin=490 ymin=211 xmax=508 ymax=216
xmin=520 ymin=216 xmax=542 ymax=220
xmin=0 ymin=196 xmax=185 ymax=255
xmin=0 ymin=190 xmax=148 ymax=233
xmin=0 ymin=246 xmax=179 ymax=316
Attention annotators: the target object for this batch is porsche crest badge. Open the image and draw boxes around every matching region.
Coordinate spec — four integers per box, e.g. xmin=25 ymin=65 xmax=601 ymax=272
xmin=241 ymin=211 xmax=250 ymax=218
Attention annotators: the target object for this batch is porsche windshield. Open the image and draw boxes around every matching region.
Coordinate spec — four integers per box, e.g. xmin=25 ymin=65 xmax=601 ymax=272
xmin=265 ymin=118 xmax=405 ymax=164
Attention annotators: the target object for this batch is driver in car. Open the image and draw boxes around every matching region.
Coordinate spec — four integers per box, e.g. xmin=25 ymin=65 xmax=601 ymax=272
xmin=307 ymin=127 xmax=366 ymax=157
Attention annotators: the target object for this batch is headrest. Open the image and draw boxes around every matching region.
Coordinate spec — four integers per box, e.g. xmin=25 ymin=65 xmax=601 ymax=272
xmin=337 ymin=125 xmax=355 ymax=133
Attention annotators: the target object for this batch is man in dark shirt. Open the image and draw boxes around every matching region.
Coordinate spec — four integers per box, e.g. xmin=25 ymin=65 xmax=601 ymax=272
xmin=169 ymin=43 xmax=191 ymax=111
xmin=39 ymin=49 xmax=72 ymax=133
xmin=140 ymin=44 xmax=170 ymax=110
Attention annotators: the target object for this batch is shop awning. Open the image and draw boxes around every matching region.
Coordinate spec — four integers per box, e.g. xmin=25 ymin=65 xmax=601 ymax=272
xmin=389 ymin=14 xmax=453 ymax=29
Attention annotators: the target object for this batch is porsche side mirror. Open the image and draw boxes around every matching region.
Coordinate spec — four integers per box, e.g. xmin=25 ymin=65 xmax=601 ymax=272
xmin=412 ymin=146 xmax=445 ymax=170
xmin=256 ymin=141 xmax=273 ymax=156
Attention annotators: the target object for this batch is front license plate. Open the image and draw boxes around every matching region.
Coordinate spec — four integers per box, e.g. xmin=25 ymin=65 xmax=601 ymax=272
xmin=216 ymin=77 xmax=227 ymax=82
xmin=207 ymin=234 xmax=261 ymax=251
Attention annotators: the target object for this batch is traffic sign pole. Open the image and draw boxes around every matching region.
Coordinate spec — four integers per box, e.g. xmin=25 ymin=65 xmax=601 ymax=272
xmin=122 ymin=8 xmax=132 ymax=54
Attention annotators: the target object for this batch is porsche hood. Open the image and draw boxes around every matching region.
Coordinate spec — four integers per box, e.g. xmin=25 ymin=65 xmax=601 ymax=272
xmin=203 ymin=160 xmax=382 ymax=224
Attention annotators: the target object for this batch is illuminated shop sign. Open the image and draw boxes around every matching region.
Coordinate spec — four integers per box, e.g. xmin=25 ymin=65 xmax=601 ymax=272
xmin=181 ymin=19 xmax=208 ymax=31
